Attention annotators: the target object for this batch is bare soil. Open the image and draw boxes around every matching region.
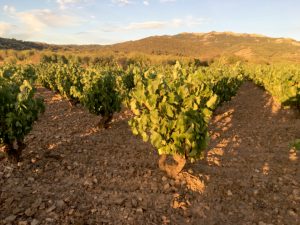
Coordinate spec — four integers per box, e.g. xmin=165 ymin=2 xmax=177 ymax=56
xmin=1 ymin=82 xmax=299 ymax=225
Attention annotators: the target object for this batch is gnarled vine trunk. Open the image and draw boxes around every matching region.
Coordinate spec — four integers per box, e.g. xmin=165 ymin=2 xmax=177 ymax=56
xmin=3 ymin=140 xmax=26 ymax=162
xmin=158 ymin=154 xmax=186 ymax=178
xmin=98 ymin=114 xmax=113 ymax=129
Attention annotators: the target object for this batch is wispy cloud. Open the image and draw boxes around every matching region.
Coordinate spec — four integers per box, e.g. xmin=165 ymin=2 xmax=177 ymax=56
xmin=56 ymin=0 xmax=94 ymax=10
xmin=0 ymin=22 xmax=15 ymax=36
xmin=103 ymin=16 xmax=207 ymax=32
xmin=143 ymin=0 xmax=149 ymax=6
xmin=1 ymin=4 xmax=83 ymax=40
xmin=3 ymin=5 xmax=16 ymax=14
xmin=111 ymin=0 xmax=132 ymax=6
xmin=160 ymin=0 xmax=176 ymax=3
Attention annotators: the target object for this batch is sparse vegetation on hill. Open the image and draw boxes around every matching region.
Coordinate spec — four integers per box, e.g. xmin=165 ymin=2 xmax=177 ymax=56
xmin=1 ymin=32 xmax=300 ymax=64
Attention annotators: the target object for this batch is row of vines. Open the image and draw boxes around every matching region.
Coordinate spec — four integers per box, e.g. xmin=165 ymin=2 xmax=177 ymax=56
xmin=1 ymin=61 xmax=299 ymax=174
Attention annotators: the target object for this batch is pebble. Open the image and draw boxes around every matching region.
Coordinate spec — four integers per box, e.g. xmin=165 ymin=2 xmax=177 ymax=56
xmin=28 ymin=177 xmax=35 ymax=182
xmin=45 ymin=218 xmax=54 ymax=222
xmin=18 ymin=221 xmax=28 ymax=225
xmin=46 ymin=205 xmax=56 ymax=213
xmin=136 ymin=208 xmax=143 ymax=213
xmin=163 ymin=183 xmax=170 ymax=190
xmin=253 ymin=190 xmax=259 ymax=195
xmin=25 ymin=208 xmax=35 ymax=217
xmin=68 ymin=209 xmax=75 ymax=215
xmin=92 ymin=178 xmax=98 ymax=184
xmin=227 ymin=190 xmax=233 ymax=196
xmin=162 ymin=176 xmax=168 ymax=182
xmin=113 ymin=197 xmax=126 ymax=205
xmin=131 ymin=198 xmax=138 ymax=208
xmin=91 ymin=209 xmax=97 ymax=213
xmin=4 ymin=215 xmax=16 ymax=223
xmin=56 ymin=200 xmax=66 ymax=209
xmin=32 ymin=198 xmax=43 ymax=209
xmin=31 ymin=219 xmax=39 ymax=225
xmin=258 ymin=222 xmax=267 ymax=225
xmin=288 ymin=209 xmax=297 ymax=217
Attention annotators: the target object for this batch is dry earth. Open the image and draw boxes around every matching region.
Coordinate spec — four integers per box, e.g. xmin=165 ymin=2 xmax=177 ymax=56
xmin=1 ymin=81 xmax=299 ymax=225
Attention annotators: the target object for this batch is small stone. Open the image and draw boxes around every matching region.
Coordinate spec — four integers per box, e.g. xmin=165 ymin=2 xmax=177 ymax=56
xmin=67 ymin=166 xmax=72 ymax=170
xmin=173 ymin=200 xmax=180 ymax=209
xmin=131 ymin=198 xmax=138 ymax=208
xmin=136 ymin=208 xmax=143 ymax=213
xmin=31 ymin=219 xmax=39 ymax=225
xmin=56 ymin=200 xmax=66 ymax=209
xmin=5 ymin=215 xmax=16 ymax=223
xmin=227 ymin=190 xmax=233 ymax=196
xmin=91 ymin=209 xmax=97 ymax=213
xmin=163 ymin=183 xmax=170 ymax=190
xmin=288 ymin=209 xmax=297 ymax=217
xmin=32 ymin=198 xmax=42 ymax=209
xmin=46 ymin=205 xmax=56 ymax=213
xmin=18 ymin=221 xmax=28 ymax=225
xmin=68 ymin=209 xmax=74 ymax=215
xmin=162 ymin=176 xmax=168 ymax=182
xmin=45 ymin=218 xmax=54 ymax=222
xmin=258 ymin=221 xmax=267 ymax=225
xmin=113 ymin=197 xmax=126 ymax=205
xmin=13 ymin=207 xmax=22 ymax=215
xmin=253 ymin=190 xmax=259 ymax=196
xmin=92 ymin=178 xmax=98 ymax=184
xmin=28 ymin=177 xmax=35 ymax=182
xmin=188 ymin=169 xmax=193 ymax=174
xmin=39 ymin=203 xmax=46 ymax=210
xmin=25 ymin=208 xmax=34 ymax=217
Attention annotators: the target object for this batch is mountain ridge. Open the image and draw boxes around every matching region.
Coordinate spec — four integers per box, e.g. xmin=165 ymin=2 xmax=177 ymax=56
xmin=1 ymin=31 xmax=300 ymax=63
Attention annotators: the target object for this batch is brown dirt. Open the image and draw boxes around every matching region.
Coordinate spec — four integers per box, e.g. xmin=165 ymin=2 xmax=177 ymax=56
xmin=1 ymin=82 xmax=299 ymax=225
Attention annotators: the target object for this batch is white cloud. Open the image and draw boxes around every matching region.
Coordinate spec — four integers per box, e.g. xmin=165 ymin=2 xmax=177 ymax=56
xmin=0 ymin=22 xmax=14 ymax=36
xmin=3 ymin=5 xmax=16 ymax=14
xmin=1 ymin=5 xmax=83 ymax=40
xmin=143 ymin=1 xmax=149 ymax=6
xmin=112 ymin=0 xmax=131 ymax=6
xmin=57 ymin=0 xmax=78 ymax=9
xmin=103 ymin=16 xmax=206 ymax=32
xmin=160 ymin=0 xmax=176 ymax=3
xmin=17 ymin=9 xmax=80 ymax=32
xmin=3 ymin=5 xmax=81 ymax=30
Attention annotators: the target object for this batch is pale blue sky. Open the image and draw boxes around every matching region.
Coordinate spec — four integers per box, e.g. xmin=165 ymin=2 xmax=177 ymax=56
xmin=0 ymin=0 xmax=299 ymax=44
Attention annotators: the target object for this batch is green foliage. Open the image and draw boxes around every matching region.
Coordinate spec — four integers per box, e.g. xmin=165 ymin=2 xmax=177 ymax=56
xmin=81 ymin=68 xmax=121 ymax=118
xmin=0 ymin=66 xmax=44 ymax=148
xmin=129 ymin=62 xmax=219 ymax=159
xmin=198 ymin=63 xmax=244 ymax=104
xmin=291 ymin=139 xmax=300 ymax=151
xmin=0 ymin=64 xmax=37 ymax=85
xmin=245 ymin=64 xmax=300 ymax=109
xmin=37 ymin=63 xmax=122 ymax=125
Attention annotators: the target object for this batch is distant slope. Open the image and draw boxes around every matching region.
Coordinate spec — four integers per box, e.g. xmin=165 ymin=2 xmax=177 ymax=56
xmin=105 ymin=32 xmax=300 ymax=63
xmin=1 ymin=31 xmax=300 ymax=63
xmin=0 ymin=37 xmax=48 ymax=50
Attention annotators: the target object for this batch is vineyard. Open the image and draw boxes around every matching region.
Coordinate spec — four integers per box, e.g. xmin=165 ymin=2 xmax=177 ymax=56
xmin=0 ymin=61 xmax=299 ymax=224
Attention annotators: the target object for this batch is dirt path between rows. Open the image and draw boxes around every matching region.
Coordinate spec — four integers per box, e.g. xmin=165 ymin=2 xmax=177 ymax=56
xmin=1 ymin=81 xmax=299 ymax=225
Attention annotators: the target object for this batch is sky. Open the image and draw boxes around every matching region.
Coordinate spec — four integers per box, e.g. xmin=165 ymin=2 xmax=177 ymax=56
xmin=0 ymin=0 xmax=300 ymax=44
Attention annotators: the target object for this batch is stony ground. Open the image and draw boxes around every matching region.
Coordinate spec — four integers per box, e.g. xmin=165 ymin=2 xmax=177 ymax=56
xmin=0 ymin=82 xmax=299 ymax=225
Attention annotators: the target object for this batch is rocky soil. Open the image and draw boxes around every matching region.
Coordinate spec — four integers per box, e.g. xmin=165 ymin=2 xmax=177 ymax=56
xmin=1 ymin=82 xmax=299 ymax=225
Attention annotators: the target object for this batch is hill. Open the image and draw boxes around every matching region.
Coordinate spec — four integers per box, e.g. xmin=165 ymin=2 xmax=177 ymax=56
xmin=1 ymin=31 xmax=300 ymax=63
xmin=105 ymin=32 xmax=300 ymax=63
